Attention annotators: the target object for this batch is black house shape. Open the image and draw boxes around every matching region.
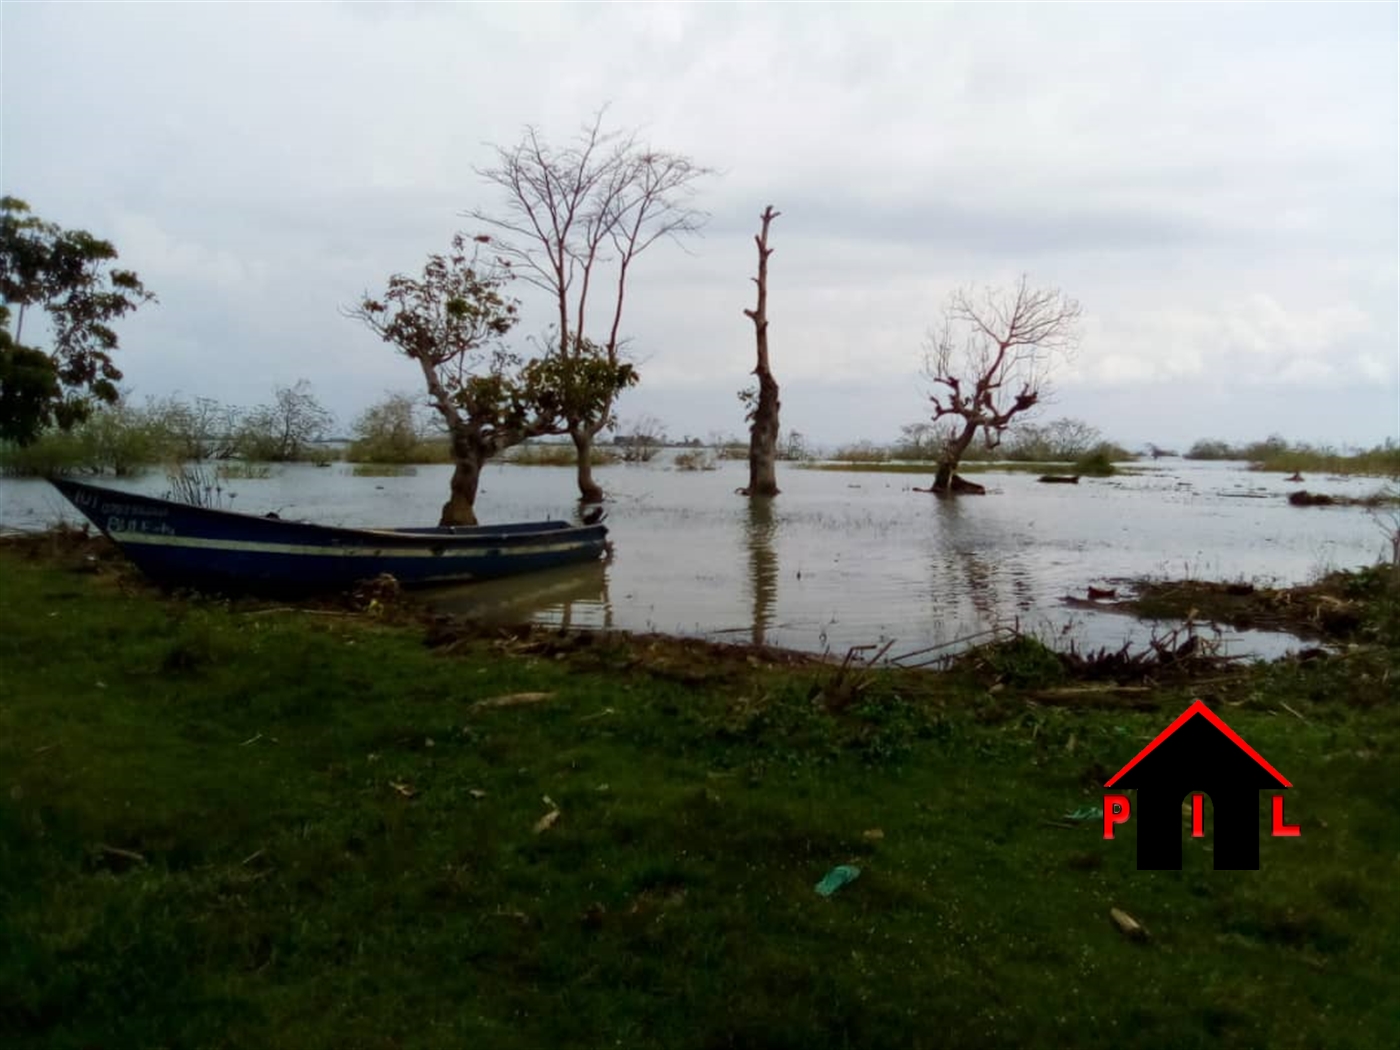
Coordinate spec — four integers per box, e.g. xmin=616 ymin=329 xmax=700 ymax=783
xmin=1106 ymin=700 xmax=1291 ymax=870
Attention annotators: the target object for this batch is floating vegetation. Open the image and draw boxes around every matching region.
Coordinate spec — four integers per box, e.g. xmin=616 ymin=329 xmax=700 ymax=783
xmin=674 ymin=450 xmax=718 ymax=472
xmin=216 ymin=462 xmax=275 ymax=480
xmin=505 ymin=444 xmax=621 ymax=467
xmin=1287 ymin=489 xmax=1400 ymax=509
xmin=350 ymin=464 xmax=418 ymax=478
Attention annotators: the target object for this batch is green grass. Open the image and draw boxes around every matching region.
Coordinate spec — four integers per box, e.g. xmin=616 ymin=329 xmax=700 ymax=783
xmin=346 ymin=438 xmax=454 ymax=465
xmin=503 ymin=443 xmax=621 ymax=467
xmin=1250 ymin=446 xmax=1400 ymax=478
xmin=2 ymin=550 xmax=1398 ymax=1048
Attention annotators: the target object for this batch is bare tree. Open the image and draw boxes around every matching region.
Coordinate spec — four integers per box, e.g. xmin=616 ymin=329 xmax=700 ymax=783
xmin=924 ymin=276 xmax=1082 ymax=494
xmin=897 ymin=422 xmax=939 ymax=460
xmin=347 ymin=235 xmax=632 ymax=525
xmin=614 ymin=413 xmax=666 ymax=462
xmin=146 ymin=394 xmax=242 ymax=460
xmin=741 ymin=206 xmax=781 ymax=498
xmin=469 ymin=112 xmax=711 ymax=504
xmin=237 ymin=380 xmax=334 ymax=462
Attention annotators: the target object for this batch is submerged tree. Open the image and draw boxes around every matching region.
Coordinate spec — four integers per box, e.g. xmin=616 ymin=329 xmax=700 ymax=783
xmin=741 ymin=206 xmax=781 ymax=498
xmin=469 ymin=113 xmax=711 ymax=504
xmin=349 ymin=392 xmax=435 ymax=463
xmin=348 ymin=235 xmax=634 ymax=525
xmin=924 ymin=276 xmax=1082 ymax=494
xmin=236 ymin=380 xmax=335 ymax=462
xmin=0 ymin=196 xmax=156 ymax=445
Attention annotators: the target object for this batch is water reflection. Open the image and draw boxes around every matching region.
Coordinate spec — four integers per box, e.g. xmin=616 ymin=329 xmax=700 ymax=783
xmin=929 ymin=495 xmax=998 ymax=632
xmin=745 ymin=498 xmax=779 ymax=646
xmin=423 ymin=560 xmax=611 ymax=629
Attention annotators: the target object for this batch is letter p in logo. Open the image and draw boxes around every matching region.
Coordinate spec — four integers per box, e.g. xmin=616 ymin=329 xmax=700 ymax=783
xmin=1103 ymin=794 xmax=1131 ymax=839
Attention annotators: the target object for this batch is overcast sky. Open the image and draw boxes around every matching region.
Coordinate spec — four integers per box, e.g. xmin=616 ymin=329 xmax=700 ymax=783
xmin=3 ymin=1 xmax=1396 ymax=449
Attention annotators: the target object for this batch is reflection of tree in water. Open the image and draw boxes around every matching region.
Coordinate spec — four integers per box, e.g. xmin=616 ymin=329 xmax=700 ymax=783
xmin=557 ymin=561 xmax=613 ymax=631
xmin=931 ymin=497 xmax=1005 ymax=630
xmin=424 ymin=562 xmax=611 ymax=630
xmin=597 ymin=561 xmax=615 ymax=631
xmin=745 ymin=498 xmax=779 ymax=646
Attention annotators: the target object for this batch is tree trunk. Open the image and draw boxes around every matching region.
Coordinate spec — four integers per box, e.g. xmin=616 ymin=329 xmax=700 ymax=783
xmin=571 ymin=426 xmax=604 ymax=505
xmin=748 ymin=374 xmax=781 ymax=497
xmin=439 ymin=452 xmax=482 ymax=526
xmin=745 ymin=206 xmax=782 ymax=498
xmin=933 ymin=460 xmax=956 ymax=493
xmin=931 ymin=421 xmax=986 ymax=495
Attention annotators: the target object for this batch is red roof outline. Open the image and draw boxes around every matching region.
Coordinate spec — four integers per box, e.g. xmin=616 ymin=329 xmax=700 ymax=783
xmin=1105 ymin=699 xmax=1291 ymax=788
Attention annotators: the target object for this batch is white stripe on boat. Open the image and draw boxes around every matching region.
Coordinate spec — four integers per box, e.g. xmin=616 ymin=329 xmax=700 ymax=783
xmin=112 ymin=532 xmax=595 ymax=558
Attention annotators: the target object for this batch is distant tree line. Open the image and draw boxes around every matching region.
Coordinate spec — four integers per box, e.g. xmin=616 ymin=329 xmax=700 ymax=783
xmin=828 ymin=417 xmax=1132 ymax=467
xmin=1185 ymin=435 xmax=1399 ymax=476
xmin=1184 ymin=435 xmax=1292 ymax=461
xmin=0 ymin=381 xmax=337 ymax=476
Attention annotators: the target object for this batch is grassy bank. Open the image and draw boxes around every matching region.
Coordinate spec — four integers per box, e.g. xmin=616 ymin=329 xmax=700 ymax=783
xmin=2 ymin=545 xmax=1398 ymax=1048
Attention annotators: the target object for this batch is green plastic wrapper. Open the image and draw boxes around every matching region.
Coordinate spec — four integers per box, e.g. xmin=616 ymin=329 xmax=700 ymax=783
xmin=815 ymin=864 xmax=861 ymax=896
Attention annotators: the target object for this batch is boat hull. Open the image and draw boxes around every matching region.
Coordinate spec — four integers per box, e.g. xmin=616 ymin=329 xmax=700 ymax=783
xmin=50 ymin=478 xmax=609 ymax=595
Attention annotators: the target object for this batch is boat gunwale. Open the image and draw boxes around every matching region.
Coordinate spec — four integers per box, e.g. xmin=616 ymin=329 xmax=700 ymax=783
xmin=48 ymin=477 xmax=604 ymax=547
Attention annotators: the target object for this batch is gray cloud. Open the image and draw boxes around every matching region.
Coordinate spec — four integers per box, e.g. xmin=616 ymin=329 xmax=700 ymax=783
xmin=3 ymin=1 xmax=1395 ymax=449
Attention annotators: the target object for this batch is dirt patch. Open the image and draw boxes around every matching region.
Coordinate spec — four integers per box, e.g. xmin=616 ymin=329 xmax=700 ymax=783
xmin=424 ymin=617 xmax=835 ymax=684
xmin=0 ymin=525 xmax=120 ymax=565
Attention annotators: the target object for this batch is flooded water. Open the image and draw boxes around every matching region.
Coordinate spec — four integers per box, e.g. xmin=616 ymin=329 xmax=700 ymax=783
xmin=2 ymin=457 xmax=1391 ymax=661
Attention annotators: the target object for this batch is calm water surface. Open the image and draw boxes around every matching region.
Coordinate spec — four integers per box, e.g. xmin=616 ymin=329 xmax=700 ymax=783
xmin=2 ymin=458 xmax=1390 ymax=661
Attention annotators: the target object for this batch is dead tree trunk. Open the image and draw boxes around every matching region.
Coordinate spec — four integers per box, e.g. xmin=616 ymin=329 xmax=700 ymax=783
xmin=743 ymin=206 xmax=781 ymax=498
xmin=932 ymin=420 xmax=986 ymax=495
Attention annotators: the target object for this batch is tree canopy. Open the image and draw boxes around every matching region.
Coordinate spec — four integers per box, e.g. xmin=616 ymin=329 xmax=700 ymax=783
xmin=0 ymin=197 xmax=156 ymax=445
xmin=348 ymin=234 xmax=635 ymax=524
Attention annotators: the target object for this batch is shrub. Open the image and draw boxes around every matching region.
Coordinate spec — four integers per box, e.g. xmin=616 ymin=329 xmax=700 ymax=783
xmin=505 ymin=443 xmax=620 ymax=467
xmin=1073 ymin=445 xmax=1118 ymax=476
xmin=831 ymin=441 xmax=890 ymax=463
xmin=674 ymin=449 xmax=717 ymax=472
xmin=1185 ymin=439 xmax=1239 ymax=460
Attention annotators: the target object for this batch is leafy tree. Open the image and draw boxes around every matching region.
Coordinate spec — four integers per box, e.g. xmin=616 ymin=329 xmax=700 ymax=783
xmin=613 ymin=414 xmax=666 ymax=462
xmin=349 ymin=392 xmax=434 ymax=463
xmin=0 ymin=309 xmax=60 ymax=446
xmin=1185 ymin=439 xmax=1237 ymax=461
xmin=0 ymin=197 xmax=155 ymax=444
xmin=348 ymin=234 xmax=635 ymax=525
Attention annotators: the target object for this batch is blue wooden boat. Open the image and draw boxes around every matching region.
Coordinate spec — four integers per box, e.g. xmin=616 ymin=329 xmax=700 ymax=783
xmin=50 ymin=477 xmax=609 ymax=595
